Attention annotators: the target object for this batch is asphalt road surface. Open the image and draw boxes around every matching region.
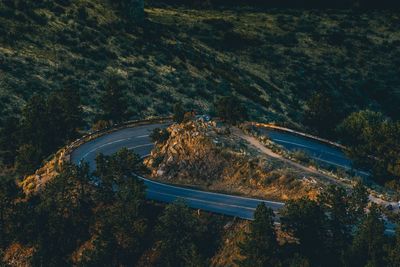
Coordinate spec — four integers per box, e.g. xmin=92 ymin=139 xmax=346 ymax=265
xmin=258 ymin=128 xmax=370 ymax=176
xmin=71 ymin=123 xmax=284 ymax=220
xmin=70 ymin=123 xmax=396 ymax=234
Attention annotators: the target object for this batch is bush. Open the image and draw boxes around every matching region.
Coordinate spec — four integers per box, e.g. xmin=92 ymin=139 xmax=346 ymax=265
xmin=77 ymin=6 xmax=88 ymax=21
xmin=214 ymin=95 xmax=248 ymax=124
xmin=150 ymin=128 xmax=170 ymax=144
xmin=327 ymin=29 xmax=346 ymax=46
xmin=291 ymin=150 xmax=311 ymax=164
xmin=203 ymin=18 xmax=233 ymax=32
xmin=91 ymin=120 xmax=112 ymax=131
xmin=221 ymin=31 xmax=261 ymax=50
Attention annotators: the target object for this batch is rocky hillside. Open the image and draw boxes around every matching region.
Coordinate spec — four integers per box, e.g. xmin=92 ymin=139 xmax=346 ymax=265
xmin=145 ymin=120 xmax=319 ymax=201
xmin=1 ymin=1 xmax=400 ymax=128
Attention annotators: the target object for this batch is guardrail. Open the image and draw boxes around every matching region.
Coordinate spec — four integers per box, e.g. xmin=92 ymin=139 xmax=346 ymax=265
xmin=21 ymin=117 xmax=172 ymax=196
xmin=248 ymin=122 xmax=347 ymax=150
xmin=61 ymin=116 xmax=173 ymax=164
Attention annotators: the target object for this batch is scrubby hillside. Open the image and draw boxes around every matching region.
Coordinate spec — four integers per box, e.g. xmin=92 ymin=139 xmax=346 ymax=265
xmin=145 ymin=120 xmax=320 ymax=200
xmin=1 ymin=0 xmax=400 ymax=129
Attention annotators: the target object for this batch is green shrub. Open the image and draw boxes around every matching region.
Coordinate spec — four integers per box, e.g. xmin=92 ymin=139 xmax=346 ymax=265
xmin=150 ymin=128 xmax=170 ymax=144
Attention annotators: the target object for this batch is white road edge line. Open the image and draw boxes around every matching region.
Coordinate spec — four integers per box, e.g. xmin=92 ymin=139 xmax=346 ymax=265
xmin=137 ymin=173 xmax=284 ymax=206
xmin=81 ymin=135 xmax=150 ymax=159
xmin=128 ymin=144 xmax=153 ymax=150
xmin=146 ymin=189 xmax=257 ymax=211
xmin=273 ymin=138 xmax=344 ymax=157
xmin=82 ymin=138 xmax=130 ymax=159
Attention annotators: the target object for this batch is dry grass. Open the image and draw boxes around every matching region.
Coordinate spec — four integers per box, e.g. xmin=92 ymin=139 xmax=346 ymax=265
xmin=1 ymin=2 xmax=399 ymax=126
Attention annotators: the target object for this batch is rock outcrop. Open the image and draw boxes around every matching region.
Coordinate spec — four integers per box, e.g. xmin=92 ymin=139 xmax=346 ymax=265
xmin=145 ymin=120 xmax=319 ymax=201
xmin=19 ymin=148 xmax=66 ymax=196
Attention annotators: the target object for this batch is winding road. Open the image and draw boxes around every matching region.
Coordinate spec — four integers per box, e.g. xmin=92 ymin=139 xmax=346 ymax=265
xmin=258 ymin=127 xmax=369 ymax=177
xmin=71 ymin=123 xmax=284 ymax=220
xmin=70 ymin=122 xmax=396 ymax=234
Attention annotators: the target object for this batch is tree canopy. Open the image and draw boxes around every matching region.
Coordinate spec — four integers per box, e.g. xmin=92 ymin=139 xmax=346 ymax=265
xmin=337 ymin=110 xmax=400 ymax=183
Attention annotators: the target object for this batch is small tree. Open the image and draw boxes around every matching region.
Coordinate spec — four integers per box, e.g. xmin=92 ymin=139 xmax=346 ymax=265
xmin=0 ymin=116 xmax=19 ymax=165
xmin=387 ymin=226 xmax=400 ymax=267
xmin=156 ymin=201 xmax=206 ymax=267
xmin=214 ymin=95 xmax=247 ymax=124
xmin=117 ymin=0 xmax=144 ymax=23
xmin=281 ymin=197 xmax=327 ymax=265
xmin=173 ymin=101 xmax=185 ymax=123
xmin=19 ymin=95 xmax=49 ymax=155
xmin=348 ymin=181 xmax=369 ymax=224
xmin=337 ymin=110 xmax=400 ymax=183
xmin=318 ymin=185 xmax=352 ymax=266
xmin=346 ymin=204 xmax=387 ymax=267
xmin=91 ymin=120 xmax=112 ymax=132
xmin=15 ymin=144 xmax=42 ymax=175
xmin=99 ymin=78 xmax=128 ymax=124
xmin=304 ymin=93 xmax=341 ymax=137
xmin=150 ymin=128 xmax=170 ymax=144
xmin=59 ymin=87 xmax=83 ymax=141
xmin=239 ymin=203 xmax=280 ymax=267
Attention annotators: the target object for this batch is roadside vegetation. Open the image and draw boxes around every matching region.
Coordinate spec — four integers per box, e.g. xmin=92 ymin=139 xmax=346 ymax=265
xmin=1 ymin=0 xmax=399 ymax=127
xmin=337 ymin=110 xmax=400 ymax=186
xmin=1 ymin=149 xmax=400 ymax=266
xmin=0 ymin=0 xmax=400 ymax=266
xmin=145 ymin=119 xmax=323 ymax=201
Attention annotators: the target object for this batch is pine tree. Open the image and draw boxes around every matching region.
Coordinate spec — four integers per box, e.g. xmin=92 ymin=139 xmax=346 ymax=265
xmin=281 ymin=197 xmax=327 ymax=265
xmin=173 ymin=101 xmax=185 ymax=123
xmin=99 ymin=78 xmax=128 ymax=124
xmin=347 ymin=204 xmax=387 ymax=267
xmin=304 ymin=93 xmax=341 ymax=137
xmin=348 ymin=181 xmax=369 ymax=224
xmin=387 ymin=226 xmax=400 ymax=267
xmin=47 ymin=92 xmax=67 ymax=151
xmin=31 ymin=164 xmax=93 ymax=266
xmin=156 ymin=201 xmax=206 ymax=267
xmin=19 ymin=95 xmax=48 ymax=154
xmin=214 ymin=95 xmax=247 ymax=124
xmin=0 ymin=116 xmax=19 ymax=165
xmin=318 ymin=185 xmax=352 ymax=266
xmin=60 ymin=87 xmax=83 ymax=141
xmin=239 ymin=203 xmax=280 ymax=267
xmin=117 ymin=0 xmax=144 ymax=23
xmin=15 ymin=144 xmax=42 ymax=174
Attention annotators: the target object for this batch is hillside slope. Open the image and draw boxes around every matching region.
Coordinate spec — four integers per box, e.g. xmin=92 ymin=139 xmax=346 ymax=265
xmin=145 ymin=120 xmax=320 ymax=201
xmin=1 ymin=1 xmax=399 ymax=127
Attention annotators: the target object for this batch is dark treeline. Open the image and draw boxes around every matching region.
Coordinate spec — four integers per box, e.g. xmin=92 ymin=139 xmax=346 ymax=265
xmin=302 ymin=92 xmax=400 ymax=186
xmin=337 ymin=110 xmax=400 ymax=185
xmin=240 ymin=184 xmax=400 ymax=267
xmin=150 ymin=0 xmax=400 ymax=9
xmin=0 ymin=88 xmax=82 ymax=175
xmin=0 ymin=149 xmax=223 ymax=266
xmin=1 ymin=151 xmax=399 ymax=266
xmin=0 ymin=77 xmax=132 ymax=176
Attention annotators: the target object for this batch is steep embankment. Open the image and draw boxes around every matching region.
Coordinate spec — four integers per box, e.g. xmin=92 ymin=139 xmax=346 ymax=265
xmin=1 ymin=1 xmax=400 ymax=126
xmin=145 ymin=120 xmax=320 ymax=201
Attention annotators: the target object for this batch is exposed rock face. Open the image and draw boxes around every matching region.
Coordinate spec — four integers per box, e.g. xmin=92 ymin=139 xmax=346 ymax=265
xmin=145 ymin=120 xmax=319 ymax=201
xmin=19 ymin=148 xmax=66 ymax=196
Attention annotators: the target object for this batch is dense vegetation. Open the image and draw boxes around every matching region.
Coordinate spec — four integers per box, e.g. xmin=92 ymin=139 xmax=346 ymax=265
xmin=1 ymin=0 xmax=400 ymax=266
xmin=337 ymin=110 xmax=400 ymax=184
xmin=153 ymin=0 xmax=400 ymax=9
xmin=0 ymin=88 xmax=82 ymax=175
xmin=0 ymin=149 xmax=223 ymax=266
xmin=1 ymin=0 xmax=399 ymax=129
xmin=1 ymin=149 xmax=399 ymax=266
